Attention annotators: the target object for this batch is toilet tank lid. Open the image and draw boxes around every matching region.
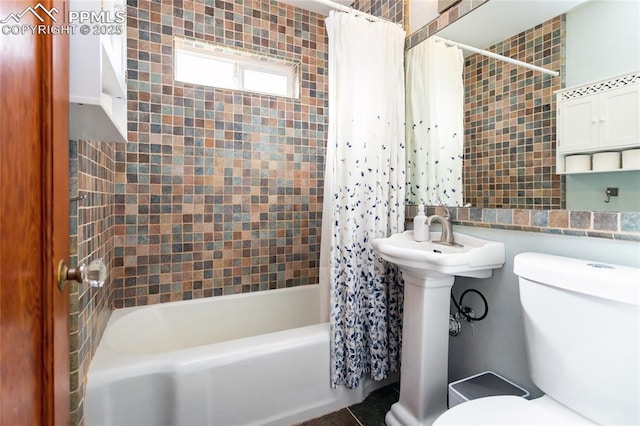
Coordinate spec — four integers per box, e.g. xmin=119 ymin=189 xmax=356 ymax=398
xmin=514 ymin=252 xmax=640 ymax=306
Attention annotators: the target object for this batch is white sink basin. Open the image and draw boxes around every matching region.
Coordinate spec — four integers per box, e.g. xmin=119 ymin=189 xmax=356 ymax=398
xmin=372 ymin=230 xmax=505 ymax=279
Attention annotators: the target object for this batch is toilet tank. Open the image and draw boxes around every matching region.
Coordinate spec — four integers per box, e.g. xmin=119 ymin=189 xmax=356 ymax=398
xmin=514 ymin=252 xmax=640 ymax=426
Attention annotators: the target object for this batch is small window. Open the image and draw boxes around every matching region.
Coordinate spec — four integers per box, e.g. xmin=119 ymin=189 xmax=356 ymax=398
xmin=175 ymin=49 xmax=235 ymax=89
xmin=174 ymin=38 xmax=299 ymax=98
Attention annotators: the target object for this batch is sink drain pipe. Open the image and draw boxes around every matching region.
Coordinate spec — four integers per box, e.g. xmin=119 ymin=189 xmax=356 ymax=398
xmin=449 ymin=289 xmax=489 ymax=336
xmin=449 ymin=314 xmax=462 ymax=336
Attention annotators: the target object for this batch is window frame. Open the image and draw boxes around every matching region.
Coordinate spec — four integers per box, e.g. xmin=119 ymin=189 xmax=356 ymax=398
xmin=173 ymin=37 xmax=299 ymax=99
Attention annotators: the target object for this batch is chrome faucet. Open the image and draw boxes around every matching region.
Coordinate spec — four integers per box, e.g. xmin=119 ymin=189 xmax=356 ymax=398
xmin=427 ymin=206 xmax=461 ymax=247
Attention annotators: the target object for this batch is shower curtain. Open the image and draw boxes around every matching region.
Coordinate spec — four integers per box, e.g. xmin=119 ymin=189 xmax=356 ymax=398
xmin=319 ymin=11 xmax=406 ymax=389
xmin=405 ymin=37 xmax=465 ymax=206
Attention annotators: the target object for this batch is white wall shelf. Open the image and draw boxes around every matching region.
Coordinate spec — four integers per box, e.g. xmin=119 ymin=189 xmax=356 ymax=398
xmin=69 ymin=0 xmax=127 ymax=143
xmin=557 ymin=167 xmax=640 ymax=175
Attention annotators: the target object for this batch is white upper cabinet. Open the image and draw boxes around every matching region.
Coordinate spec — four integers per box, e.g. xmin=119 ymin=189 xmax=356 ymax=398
xmin=557 ymin=95 xmax=599 ymax=153
xmin=557 ymin=72 xmax=639 ymax=155
xmin=69 ymin=0 xmax=127 ymax=143
xmin=556 ymin=71 xmax=640 ymax=174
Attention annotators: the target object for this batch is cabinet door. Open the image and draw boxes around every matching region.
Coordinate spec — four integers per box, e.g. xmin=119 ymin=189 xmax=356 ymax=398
xmin=557 ymin=95 xmax=599 ymax=153
xmin=598 ymin=84 xmax=640 ymax=149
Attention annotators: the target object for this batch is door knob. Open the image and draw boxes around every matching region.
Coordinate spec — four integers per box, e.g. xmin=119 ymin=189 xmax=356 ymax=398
xmin=57 ymin=259 xmax=107 ymax=291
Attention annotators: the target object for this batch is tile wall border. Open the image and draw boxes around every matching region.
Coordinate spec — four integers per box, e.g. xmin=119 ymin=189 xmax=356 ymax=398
xmin=406 ymin=205 xmax=640 ymax=241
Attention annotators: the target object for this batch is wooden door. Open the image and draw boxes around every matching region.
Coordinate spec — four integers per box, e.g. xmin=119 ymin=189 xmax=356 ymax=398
xmin=0 ymin=1 xmax=70 ymax=424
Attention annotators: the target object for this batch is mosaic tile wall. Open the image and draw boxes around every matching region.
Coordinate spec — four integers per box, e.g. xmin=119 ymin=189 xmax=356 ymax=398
xmin=68 ymin=139 xmax=116 ymax=425
xmin=114 ymin=0 xmax=331 ymax=307
xmin=351 ymin=0 xmax=405 ymax=24
xmin=462 ymin=16 xmax=564 ymax=209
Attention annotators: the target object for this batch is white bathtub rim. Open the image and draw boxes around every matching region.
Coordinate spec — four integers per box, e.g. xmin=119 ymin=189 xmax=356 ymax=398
xmin=112 ymin=284 xmax=318 ymax=318
xmin=89 ymin=321 xmax=329 ymax=387
xmin=105 ymin=285 xmax=320 ymax=332
xmin=105 ymin=284 xmax=320 ymax=353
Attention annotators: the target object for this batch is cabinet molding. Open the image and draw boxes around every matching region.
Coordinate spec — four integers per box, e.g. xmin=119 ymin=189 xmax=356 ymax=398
xmin=558 ymin=72 xmax=640 ymax=101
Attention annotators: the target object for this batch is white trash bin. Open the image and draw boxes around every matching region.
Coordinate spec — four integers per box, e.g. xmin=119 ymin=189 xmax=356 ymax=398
xmin=448 ymin=371 xmax=529 ymax=408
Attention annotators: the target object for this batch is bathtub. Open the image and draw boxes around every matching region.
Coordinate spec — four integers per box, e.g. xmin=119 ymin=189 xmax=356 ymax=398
xmin=85 ymin=284 xmax=395 ymax=425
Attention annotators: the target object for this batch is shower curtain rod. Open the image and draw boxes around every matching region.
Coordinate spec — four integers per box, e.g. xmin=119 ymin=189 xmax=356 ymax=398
xmin=313 ymin=0 xmax=556 ymax=76
xmin=311 ymin=0 xmax=402 ymax=26
xmin=433 ymin=36 xmax=560 ymax=77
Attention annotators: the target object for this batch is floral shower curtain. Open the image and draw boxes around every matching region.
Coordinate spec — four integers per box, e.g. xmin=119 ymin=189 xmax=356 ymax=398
xmin=319 ymin=11 xmax=406 ymax=389
xmin=406 ymin=38 xmax=465 ymax=206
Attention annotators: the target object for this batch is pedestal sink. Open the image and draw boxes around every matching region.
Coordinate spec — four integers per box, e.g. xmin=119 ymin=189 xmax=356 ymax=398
xmin=372 ymin=230 xmax=505 ymax=426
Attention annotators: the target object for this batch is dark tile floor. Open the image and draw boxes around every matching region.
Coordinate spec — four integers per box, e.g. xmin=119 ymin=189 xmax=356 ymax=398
xmin=297 ymin=383 xmax=400 ymax=426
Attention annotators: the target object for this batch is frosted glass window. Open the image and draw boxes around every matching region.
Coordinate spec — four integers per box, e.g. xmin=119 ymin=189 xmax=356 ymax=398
xmin=174 ymin=50 xmax=235 ymax=89
xmin=174 ymin=38 xmax=298 ymax=98
xmin=243 ymin=69 xmax=289 ymax=97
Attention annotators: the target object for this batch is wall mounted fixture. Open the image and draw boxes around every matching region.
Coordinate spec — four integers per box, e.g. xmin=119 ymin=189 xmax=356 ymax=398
xmin=604 ymin=187 xmax=619 ymax=203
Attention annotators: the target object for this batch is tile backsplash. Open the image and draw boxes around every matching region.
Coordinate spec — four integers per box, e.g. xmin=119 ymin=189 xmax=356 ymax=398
xmin=406 ymin=205 xmax=640 ymax=241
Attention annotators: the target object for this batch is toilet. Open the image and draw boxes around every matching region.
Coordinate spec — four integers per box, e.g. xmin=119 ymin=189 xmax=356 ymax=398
xmin=434 ymin=252 xmax=640 ymax=425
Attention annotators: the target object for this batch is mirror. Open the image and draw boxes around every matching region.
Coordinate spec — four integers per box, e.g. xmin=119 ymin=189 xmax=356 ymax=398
xmin=406 ymin=0 xmax=640 ymax=212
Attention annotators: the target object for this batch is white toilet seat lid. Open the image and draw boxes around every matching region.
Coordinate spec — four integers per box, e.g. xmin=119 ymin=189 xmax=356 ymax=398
xmin=434 ymin=396 xmax=593 ymax=425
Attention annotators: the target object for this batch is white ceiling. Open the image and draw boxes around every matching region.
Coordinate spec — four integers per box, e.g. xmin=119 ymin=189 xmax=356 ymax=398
xmin=436 ymin=0 xmax=590 ymax=50
xmin=276 ymin=0 xmax=354 ymax=16
xmin=409 ymin=0 xmax=439 ymax=32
